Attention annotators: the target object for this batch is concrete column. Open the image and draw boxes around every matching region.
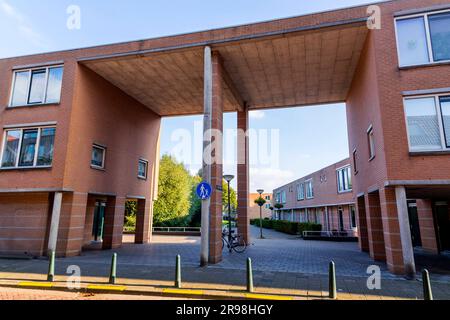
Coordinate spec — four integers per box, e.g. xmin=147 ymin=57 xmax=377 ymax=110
xmin=202 ymin=48 xmax=224 ymax=264
xmin=102 ymin=196 xmax=126 ymax=250
xmin=47 ymin=192 xmax=63 ymax=255
xmin=364 ymin=192 xmax=386 ymax=261
xmin=356 ymin=196 xmax=370 ymax=252
xmin=135 ymin=198 xmax=151 ymax=244
xmin=416 ymin=199 xmax=439 ymax=254
xmin=237 ymin=106 xmax=250 ymax=243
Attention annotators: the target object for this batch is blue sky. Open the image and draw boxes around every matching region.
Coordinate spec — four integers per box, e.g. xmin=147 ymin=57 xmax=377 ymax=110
xmin=0 ymin=0 xmax=376 ymax=192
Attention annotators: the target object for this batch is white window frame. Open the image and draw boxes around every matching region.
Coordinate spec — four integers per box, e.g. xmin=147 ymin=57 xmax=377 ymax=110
xmin=91 ymin=144 xmax=106 ymax=170
xmin=367 ymin=125 xmax=376 ymax=161
xmin=305 ymin=179 xmax=314 ymax=199
xmin=0 ymin=126 xmax=56 ymax=169
xmin=138 ymin=158 xmax=149 ymax=180
xmin=403 ymin=93 xmax=450 ymax=152
xmin=281 ymin=190 xmax=287 ymax=204
xmin=336 ymin=165 xmax=353 ymax=193
xmin=8 ymin=65 xmax=64 ymax=107
xmin=395 ymin=9 xmax=450 ymax=68
xmin=297 ymin=183 xmax=305 ymax=201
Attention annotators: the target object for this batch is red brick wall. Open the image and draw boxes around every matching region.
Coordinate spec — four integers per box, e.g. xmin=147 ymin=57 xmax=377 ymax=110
xmin=0 ymin=193 xmax=50 ymax=256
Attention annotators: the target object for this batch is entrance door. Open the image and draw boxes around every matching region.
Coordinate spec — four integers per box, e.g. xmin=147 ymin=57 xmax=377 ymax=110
xmin=338 ymin=207 xmax=344 ymax=231
xmin=407 ymin=202 xmax=422 ymax=247
xmin=92 ymin=201 xmax=106 ymax=242
xmin=435 ymin=204 xmax=450 ymax=251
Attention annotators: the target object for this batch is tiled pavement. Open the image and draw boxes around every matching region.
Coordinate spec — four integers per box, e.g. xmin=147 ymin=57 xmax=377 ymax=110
xmin=0 ymin=226 xmax=449 ymax=300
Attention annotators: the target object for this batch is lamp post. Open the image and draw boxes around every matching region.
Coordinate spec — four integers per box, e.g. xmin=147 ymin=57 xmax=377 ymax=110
xmin=223 ymin=175 xmax=234 ymax=252
xmin=257 ymin=189 xmax=264 ymax=239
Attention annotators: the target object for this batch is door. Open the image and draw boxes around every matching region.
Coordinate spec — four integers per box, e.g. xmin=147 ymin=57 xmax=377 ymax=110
xmin=338 ymin=207 xmax=344 ymax=231
xmin=435 ymin=204 xmax=450 ymax=251
xmin=92 ymin=201 xmax=106 ymax=242
xmin=407 ymin=202 xmax=422 ymax=247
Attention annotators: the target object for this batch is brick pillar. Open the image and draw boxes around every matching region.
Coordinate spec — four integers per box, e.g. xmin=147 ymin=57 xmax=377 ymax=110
xmin=379 ymin=187 xmax=415 ymax=276
xmin=135 ymin=198 xmax=152 ymax=244
xmin=364 ymin=192 xmax=386 ymax=261
xmin=56 ymin=192 xmax=88 ymax=257
xmin=356 ymin=196 xmax=369 ymax=252
xmin=207 ymin=51 xmax=224 ymax=264
xmin=416 ymin=199 xmax=439 ymax=254
xmin=102 ymin=196 xmax=126 ymax=250
xmin=237 ymin=106 xmax=250 ymax=243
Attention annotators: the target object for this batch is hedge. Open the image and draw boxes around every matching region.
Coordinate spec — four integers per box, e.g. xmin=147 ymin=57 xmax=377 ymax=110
xmin=250 ymin=219 xmax=321 ymax=236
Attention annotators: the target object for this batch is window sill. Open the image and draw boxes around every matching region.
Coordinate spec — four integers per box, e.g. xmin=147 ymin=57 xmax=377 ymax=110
xmin=91 ymin=165 xmax=106 ymax=171
xmin=6 ymin=102 xmax=60 ymax=109
xmin=338 ymin=190 xmax=353 ymax=194
xmin=409 ymin=150 xmax=450 ymax=156
xmin=0 ymin=166 xmax=52 ymax=171
xmin=138 ymin=176 xmax=147 ymax=181
xmin=399 ymin=60 xmax=450 ymax=71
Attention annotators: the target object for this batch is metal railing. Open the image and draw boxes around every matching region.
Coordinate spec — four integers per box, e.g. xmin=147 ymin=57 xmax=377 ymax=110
xmin=152 ymin=227 xmax=201 ymax=233
xmin=303 ymin=230 xmax=356 ymax=238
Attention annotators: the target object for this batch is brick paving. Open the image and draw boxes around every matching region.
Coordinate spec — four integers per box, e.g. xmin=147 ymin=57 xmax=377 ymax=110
xmin=0 ymin=226 xmax=449 ymax=300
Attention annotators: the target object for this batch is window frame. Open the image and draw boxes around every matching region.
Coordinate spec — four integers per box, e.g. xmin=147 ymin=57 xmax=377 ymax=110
xmin=0 ymin=126 xmax=56 ymax=169
xmin=395 ymin=9 xmax=450 ymax=68
xmin=8 ymin=65 xmax=64 ymax=108
xmin=403 ymin=93 xmax=450 ymax=152
xmin=352 ymin=148 xmax=358 ymax=175
xmin=336 ymin=165 xmax=353 ymax=194
xmin=91 ymin=144 xmax=106 ymax=170
xmin=138 ymin=158 xmax=149 ymax=180
xmin=305 ymin=179 xmax=314 ymax=199
xmin=297 ymin=182 xmax=305 ymax=201
xmin=367 ymin=125 xmax=376 ymax=161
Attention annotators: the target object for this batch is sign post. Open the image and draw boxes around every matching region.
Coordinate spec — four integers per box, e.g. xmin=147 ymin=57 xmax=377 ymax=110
xmin=197 ymin=181 xmax=212 ymax=266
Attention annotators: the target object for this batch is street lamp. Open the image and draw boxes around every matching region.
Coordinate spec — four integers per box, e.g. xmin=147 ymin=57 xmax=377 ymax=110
xmin=257 ymin=189 xmax=264 ymax=239
xmin=223 ymin=175 xmax=234 ymax=252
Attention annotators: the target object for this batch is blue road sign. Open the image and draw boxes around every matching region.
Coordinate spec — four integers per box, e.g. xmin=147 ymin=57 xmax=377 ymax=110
xmin=196 ymin=182 xmax=212 ymax=200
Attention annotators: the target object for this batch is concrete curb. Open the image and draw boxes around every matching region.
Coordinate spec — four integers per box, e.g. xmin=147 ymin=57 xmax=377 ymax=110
xmin=0 ymin=280 xmax=301 ymax=300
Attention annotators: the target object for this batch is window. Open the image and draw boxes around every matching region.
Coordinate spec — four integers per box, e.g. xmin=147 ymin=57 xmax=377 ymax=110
xmin=395 ymin=10 xmax=450 ymax=67
xmin=9 ymin=66 xmax=63 ymax=107
xmin=305 ymin=180 xmax=314 ymax=199
xmin=275 ymin=192 xmax=281 ymax=203
xmin=264 ymin=195 xmax=270 ymax=201
xmin=337 ymin=166 xmax=352 ymax=193
xmin=404 ymin=95 xmax=450 ymax=151
xmin=367 ymin=126 xmax=375 ymax=160
xmin=91 ymin=145 xmax=106 ymax=169
xmin=297 ymin=183 xmax=305 ymax=201
xmin=281 ymin=190 xmax=286 ymax=204
xmin=1 ymin=126 xmax=55 ymax=169
xmin=138 ymin=159 xmax=148 ymax=179
xmin=350 ymin=206 xmax=357 ymax=229
xmin=352 ymin=149 xmax=358 ymax=174
xmin=265 ymin=204 xmax=270 ymax=209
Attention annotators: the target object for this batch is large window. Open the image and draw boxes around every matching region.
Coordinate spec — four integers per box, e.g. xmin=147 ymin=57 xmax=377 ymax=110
xmin=305 ymin=180 xmax=314 ymax=199
xmin=1 ymin=126 xmax=55 ymax=168
xmin=297 ymin=183 xmax=305 ymax=201
xmin=396 ymin=10 xmax=450 ymax=67
xmin=9 ymin=66 xmax=63 ymax=107
xmin=404 ymin=95 xmax=450 ymax=151
xmin=337 ymin=166 xmax=352 ymax=193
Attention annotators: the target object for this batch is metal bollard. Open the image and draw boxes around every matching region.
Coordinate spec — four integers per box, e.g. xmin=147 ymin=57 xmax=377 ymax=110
xmin=175 ymin=255 xmax=182 ymax=288
xmin=247 ymin=258 xmax=254 ymax=293
xmin=329 ymin=261 xmax=337 ymax=299
xmin=109 ymin=253 xmax=117 ymax=284
xmin=47 ymin=250 xmax=55 ymax=282
xmin=422 ymin=269 xmax=433 ymax=300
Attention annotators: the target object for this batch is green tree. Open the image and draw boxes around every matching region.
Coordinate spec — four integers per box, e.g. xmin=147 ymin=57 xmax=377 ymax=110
xmin=222 ymin=181 xmax=237 ymax=213
xmin=153 ymin=155 xmax=192 ymax=226
xmin=188 ymin=174 xmax=202 ymax=227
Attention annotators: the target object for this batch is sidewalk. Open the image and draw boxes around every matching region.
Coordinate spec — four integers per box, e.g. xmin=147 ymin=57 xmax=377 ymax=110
xmin=1 ymin=265 xmax=450 ymax=300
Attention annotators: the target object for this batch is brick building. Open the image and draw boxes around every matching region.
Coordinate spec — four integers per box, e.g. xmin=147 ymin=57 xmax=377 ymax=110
xmin=0 ymin=0 xmax=449 ymax=275
xmin=273 ymin=159 xmax=357 ymax=235
xmin=248 ymin=193 xmax=273 ymax=220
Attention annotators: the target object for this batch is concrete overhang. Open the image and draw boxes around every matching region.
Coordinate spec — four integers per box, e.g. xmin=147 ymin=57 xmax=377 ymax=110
xmin=79 ymin=17 xmax=369 ymax=117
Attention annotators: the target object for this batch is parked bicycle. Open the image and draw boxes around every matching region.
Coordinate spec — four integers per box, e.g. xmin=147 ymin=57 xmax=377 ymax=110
xmin=222 ymin=228 xmax=247 ymax=253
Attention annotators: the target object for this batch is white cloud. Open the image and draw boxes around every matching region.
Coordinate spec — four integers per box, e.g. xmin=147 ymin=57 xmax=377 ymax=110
xmin=249 ymin=167 xmax=295 ymax=194
xmin=249 ymin=110 xmax=265 ymax=119
xmin=0 ymin=0 xmax=47 ymax=48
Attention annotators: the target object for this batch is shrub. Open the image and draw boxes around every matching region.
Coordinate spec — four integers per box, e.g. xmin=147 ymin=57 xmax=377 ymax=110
xmin=251 ymin=219 xmax=322 ymax=236
xmin=250 ymin=218 xmax=274 ymax=229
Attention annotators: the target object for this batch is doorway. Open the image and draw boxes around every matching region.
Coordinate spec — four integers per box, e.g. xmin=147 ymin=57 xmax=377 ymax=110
xmin=407 ymin=202 xmax=422 ymax=247
xmin=435 ymin=203 xmax=450 ymax=252
xmin=338 ymin=207 xmax=344 ymax=231
xmin=92 ymin=201 xmax=106 ymax=242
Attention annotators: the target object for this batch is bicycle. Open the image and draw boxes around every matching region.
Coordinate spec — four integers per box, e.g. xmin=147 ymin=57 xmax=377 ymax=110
xmin=222 ymin=228 xmax=247 ymax=253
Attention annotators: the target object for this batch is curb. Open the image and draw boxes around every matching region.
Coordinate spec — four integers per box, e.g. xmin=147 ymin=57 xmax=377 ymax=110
xmin=1 ymin=281 xmax=300 ymax=300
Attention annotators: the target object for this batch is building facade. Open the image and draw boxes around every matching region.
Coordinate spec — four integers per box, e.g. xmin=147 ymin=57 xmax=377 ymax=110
xmin=0 ymin=0 xmax=449 ymax=275
xmin=273 ymin=159 xmax=357 ymax=235
xmin=248 ymin=193 xmax=273 ymax=220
